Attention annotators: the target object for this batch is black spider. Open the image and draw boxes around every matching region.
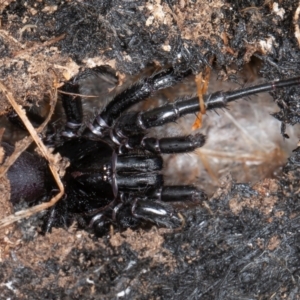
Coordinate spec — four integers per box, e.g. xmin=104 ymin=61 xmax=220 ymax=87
xmin=2 ymin=66 xmax=300 ymax=235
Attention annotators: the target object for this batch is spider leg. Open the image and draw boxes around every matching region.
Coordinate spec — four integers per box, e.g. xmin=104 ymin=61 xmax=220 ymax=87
xmin=60 ymin=66 xmax=119 ymax=138
xmin=158 ymin=185 xmax=207 ymax=202
xmin=114 ymin=185 xmax=207 ymax=229
xmin=112 ymin=196 xmax=181 ymax=229
xmin=60 ymin=81 xmax=83 ymax=138
xmin=113 ymin=75 xmax=300 ymax=134
xmin=126 ymin=133 xmax=206 ymax=154
xmin=130 ymin=198 xmax=181 ymax=228
xmin=88 ymin=194 xmax=182 ymax=232
xmin=85 ymin=68 xmax=192 ymax=136
xmin=45 ymin=184 xmax=206 ymax=233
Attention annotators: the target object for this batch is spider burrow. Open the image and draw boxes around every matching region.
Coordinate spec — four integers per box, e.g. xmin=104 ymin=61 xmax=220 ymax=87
xmin=1 ymin=66 xmax=300 ymax=235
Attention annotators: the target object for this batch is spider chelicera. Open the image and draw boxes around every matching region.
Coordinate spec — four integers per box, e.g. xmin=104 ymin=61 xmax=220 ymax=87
xmin=2 ymin=66 xmax=300 ymax=235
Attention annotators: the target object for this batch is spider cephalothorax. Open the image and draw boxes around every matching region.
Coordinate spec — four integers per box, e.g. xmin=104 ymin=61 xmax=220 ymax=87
xmin=3 ymin=66 xmax=300 ymax=235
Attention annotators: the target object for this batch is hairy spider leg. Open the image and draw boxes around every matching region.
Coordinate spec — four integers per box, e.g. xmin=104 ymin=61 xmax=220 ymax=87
xmin=141 ymin=134 xmax=206 ymax=153
xmin=86 ymin=68 xmax=192 ymax=136
xmin=60 ymin=81 xmax=83 ymax=138
xmin=60 ymin=66 xmax=116 ymax=138
xmin=113 ymin=108 xmax=208 ymax=156
xmin=115 ymin=76 xmax=300 ymax=133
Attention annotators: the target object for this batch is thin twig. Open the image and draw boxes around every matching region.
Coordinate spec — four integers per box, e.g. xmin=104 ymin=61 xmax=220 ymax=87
xmin=57 ymin=89 xmax=98 ymax=98
xmin=0 ymin=92 xmax=57 ymax=178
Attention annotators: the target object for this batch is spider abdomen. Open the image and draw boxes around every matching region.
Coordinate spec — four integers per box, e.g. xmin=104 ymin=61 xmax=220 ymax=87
xmin=3 ymin=142 xmax=54 ymax=205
